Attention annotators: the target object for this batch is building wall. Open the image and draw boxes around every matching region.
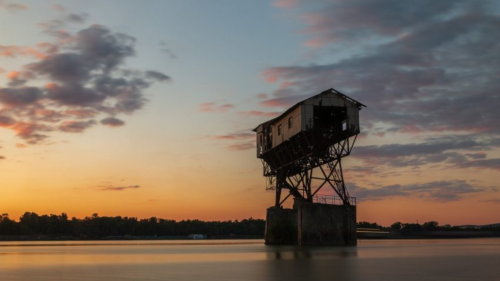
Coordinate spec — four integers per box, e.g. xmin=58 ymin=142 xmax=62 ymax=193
xmin=272 ymin=105 xmax=302 ymax=147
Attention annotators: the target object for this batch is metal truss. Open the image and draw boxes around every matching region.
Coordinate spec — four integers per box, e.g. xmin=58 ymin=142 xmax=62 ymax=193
xmin=261 ymin=129 xmax=358 ymax=207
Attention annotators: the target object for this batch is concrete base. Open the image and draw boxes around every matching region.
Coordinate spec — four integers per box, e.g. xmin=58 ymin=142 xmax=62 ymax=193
xmin=265 ymin=199 xmax=356 ymax=246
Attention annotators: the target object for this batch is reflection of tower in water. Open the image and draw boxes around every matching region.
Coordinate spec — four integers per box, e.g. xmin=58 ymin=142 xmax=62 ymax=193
xmin=263 ymin=245 xmax=358 ymax=281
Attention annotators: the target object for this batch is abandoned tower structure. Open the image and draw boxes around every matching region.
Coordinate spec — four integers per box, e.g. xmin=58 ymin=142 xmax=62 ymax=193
xmin=254 ymin=88 xmax=365 ymax=245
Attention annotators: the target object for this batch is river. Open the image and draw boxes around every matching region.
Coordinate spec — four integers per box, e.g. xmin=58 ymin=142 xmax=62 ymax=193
xmin=1 ymin=238 xmax=499 ymax=281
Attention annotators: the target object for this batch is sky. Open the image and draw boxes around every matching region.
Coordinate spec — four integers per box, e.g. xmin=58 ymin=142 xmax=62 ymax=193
xmin=0 ymin=0 xmax=499 ymax=226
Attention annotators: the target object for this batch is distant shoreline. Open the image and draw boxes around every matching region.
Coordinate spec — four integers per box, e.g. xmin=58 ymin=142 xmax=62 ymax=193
xmin=357 ymin=230 xmax=500 ymax=239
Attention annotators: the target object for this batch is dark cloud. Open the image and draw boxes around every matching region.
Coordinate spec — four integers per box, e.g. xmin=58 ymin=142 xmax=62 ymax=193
xmin=262 ymin=1 xmax=500 ymax=181
xmin=0 ymin=155 xmax=5 ymax=160
xmin=66 ymin=13 xmax=88 ymax=23
xmin=101 ymin=117 xmax=125 ymax=127
xmin=264 ymin=2 xmax=500 ymax=135
xmin=0 ymin=87 xmax=42 ymax=106
xmin=59 ymin=120 xmax=96 ymax=133
xmin=46 ymin=83 xmax=104 ymax=105
xmin=297 ymin=0 xmax=467 ymax=46
xmin=100 ymin=185 xmax=140 ymax=191
xmin=350 ymin=180 xmax=484 ymax=202
xmin=456 ymin=159 xmax=500 ymax=170
xmin=0 ymin=24 xmax=169 ymax=145
xmin=145 ymin=70 xmax=171 ymax=82
xmin=0 ymin=115 xmax=16 ymax=126
xmin=352 ymin=136 xmax=500 ymax=169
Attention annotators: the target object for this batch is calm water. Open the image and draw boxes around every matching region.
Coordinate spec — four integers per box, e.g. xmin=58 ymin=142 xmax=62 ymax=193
xmin=1 ymin=238 xmax=499 ymax=281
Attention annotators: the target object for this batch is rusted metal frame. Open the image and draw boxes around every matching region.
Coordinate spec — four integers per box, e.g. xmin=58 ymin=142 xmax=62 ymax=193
xmin=275 ymin=186 xmax=282 ymax=207
xmin=337 ymin=158 xmax=350 ymax=202
xmin=311 ymin=162 xmax=336 ymax=198
xmin=279 ymin=193 xmax=291 ymax=206
xmin=305 ymin=169 xmax=313 ymax=200
xmin=319 ymin=161 xmax=346 ymax=201
xmin=328 ymin=158 xmax=349 ymax=205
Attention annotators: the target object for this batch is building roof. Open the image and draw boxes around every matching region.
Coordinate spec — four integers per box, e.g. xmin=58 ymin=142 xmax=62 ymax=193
xmin=252 ymin=88 xmax=366 ymax=132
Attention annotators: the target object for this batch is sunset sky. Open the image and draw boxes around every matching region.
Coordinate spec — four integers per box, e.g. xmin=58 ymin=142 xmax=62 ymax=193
xmin=1 ymin=0 xmax=499 ymax=226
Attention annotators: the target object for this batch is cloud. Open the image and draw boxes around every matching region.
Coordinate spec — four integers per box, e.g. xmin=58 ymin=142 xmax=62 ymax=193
xmin=59 ymin=120 xmax=96 ymax=133
xmin=237 ymin=111 xmax=281 ymax=118
xmin=211 ymin=132 xmax=255 ymax=151
xmin=352 ymin=136 xmax=500 ymax=170
xmin=212 ymin=133 xmax=254 ymax=140
xmin=456 ymin=159 xmax=500 ymax=170
xmin=100 ymin=185 xmax=140 ymax=191
xmin=255 ymin=93 xmax=268 ymax=99
xmin=0 ymin=45 xmax=46 ymax=59
xmin=259 ymin=94 xmax=310 ymax=108
xmin=0 ymin=155 xmax=5 ymax=160
xmin=101 ymin=117 xmax=125 ymax=127
xmin=0 ymin=0 xmax=27 ymax=12
xmin=159 ymin=41 xmax=177 ymax=59
xmin=198 ymin=102 xmax=235 ymax=112
xmin=227 ymin=141 xmax=255 ymax=151
xmin=51 ymin=4 xmax=66 ymax=12
xmin=350 ymin=180 xmax=484 ymax=202
xmin=0 ymin=24 xmax=169 ymax=145
xmin=480 ymin=199 xmax=500 ymax=204
xmin=265 ymin=2 xmax=500 ymax=136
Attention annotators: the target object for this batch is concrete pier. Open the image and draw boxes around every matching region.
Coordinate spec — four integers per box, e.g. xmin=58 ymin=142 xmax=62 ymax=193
xmin=265 ymin=199 xmax=356 ymax=245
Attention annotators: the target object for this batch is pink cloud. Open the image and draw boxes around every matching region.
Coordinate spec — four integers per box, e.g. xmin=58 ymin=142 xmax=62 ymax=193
xmin=0 ymin=1 xmax=27 ymax=12
xmin=227 ymin=141 xmax=255 ymax=151
xmin=198 ymin=102 xmax=235 ymax=113
xmin=273 ymin=0 xmax=298 ymax=8
xmin=51 ymin=4 xmax=66 ymax=12
xmin=213 ymin=133 xmax=254 ymax=140
xmin=255 ymin=93 xmax=268 ymax=99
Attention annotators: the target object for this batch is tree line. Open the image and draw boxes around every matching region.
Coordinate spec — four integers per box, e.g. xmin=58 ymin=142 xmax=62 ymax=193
xmin=357 ymin=221 xmax=500 ymax=231
xmin=0 ymin=212 xmax=265 ymax=240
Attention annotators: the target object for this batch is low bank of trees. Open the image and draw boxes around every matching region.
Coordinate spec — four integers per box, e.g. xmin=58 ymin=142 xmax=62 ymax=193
xmin=0 ymin=212 xmax=265 ymax=239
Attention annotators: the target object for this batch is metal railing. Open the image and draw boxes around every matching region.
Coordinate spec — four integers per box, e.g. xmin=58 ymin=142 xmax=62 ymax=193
xmin=313 ymin=195 xmax=356 ymax=206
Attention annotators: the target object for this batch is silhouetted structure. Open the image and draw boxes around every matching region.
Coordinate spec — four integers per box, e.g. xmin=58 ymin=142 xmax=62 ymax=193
xmin=254 ymin=88 xmax=365 ymax=245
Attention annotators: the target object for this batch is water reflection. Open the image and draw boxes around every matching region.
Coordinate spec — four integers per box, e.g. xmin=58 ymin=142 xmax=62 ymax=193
xmin=0 ymin=239 xmax=498 ymax=281
xmin=264 ymin=245 xmax=359 ymax=281
xmin=266 ymin=245 xmax=357 ymax=260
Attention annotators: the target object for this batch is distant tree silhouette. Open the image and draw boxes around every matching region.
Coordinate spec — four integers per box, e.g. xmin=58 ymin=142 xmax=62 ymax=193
xmin=422 ymin=221 xmax=439 ymax=230
xmin=357 ymin=221 xmax=382 ymax=229
xmin=0 ymin=212 xmax=265 ymax=239
xmin=391 ymin=222 xmax=402 ymax=230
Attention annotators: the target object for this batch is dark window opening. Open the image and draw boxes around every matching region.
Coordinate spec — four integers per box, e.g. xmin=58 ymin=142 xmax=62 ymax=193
xmin=277 ymin=124 xmax=282 ymax=136
xmin=288 ymin=117 xmax=293 ymax=129
xmin=313 ymin=106 xmax=347 ymax=131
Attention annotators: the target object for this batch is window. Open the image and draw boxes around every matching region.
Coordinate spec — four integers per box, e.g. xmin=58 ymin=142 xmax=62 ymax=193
xmin=342 ymin=120 xmax=347 ymax=131
xmin=277 ymin=124 xmax=282 ymax=135
xmin=288 ymin=117 xmax=293 ymax=129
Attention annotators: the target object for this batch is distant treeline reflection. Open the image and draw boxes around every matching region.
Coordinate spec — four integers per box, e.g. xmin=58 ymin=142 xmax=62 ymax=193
xmin=0 ymin=212 xmax=265 ymax=240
